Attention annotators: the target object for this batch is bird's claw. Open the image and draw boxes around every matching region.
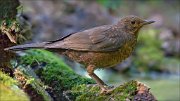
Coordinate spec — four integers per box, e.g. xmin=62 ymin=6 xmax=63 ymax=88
xmin=100 ymin=86 xmax=114 ymax=94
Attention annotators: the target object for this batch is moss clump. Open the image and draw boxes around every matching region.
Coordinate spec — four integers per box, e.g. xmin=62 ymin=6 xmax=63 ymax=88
xmin=0 ymin=71 xmax=29 ymax=101
xmin=71 ymin=80 xmax=137 ymax=101
xmin=19 ymin=49 xmax=72 ymax=71
xmin=19 ymin=49 xmax=94 ymax=100
xmin=20 ymin=49 xmax=94 ymax=89
xmin=72 ymin=80 xmax=156 ymax=101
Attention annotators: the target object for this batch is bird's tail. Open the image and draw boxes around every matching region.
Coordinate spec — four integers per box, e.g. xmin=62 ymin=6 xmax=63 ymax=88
xmin=4 ymin=42 xmax=50 ymax=51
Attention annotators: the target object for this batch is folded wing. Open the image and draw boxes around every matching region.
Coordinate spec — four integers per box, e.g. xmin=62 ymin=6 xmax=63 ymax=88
xmin=45 ymin=25 xmax=125 ymax=52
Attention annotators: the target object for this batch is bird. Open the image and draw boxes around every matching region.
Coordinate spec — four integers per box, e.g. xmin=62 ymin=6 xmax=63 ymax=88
xmin=5 ymin=15 xmax=155 ymax=94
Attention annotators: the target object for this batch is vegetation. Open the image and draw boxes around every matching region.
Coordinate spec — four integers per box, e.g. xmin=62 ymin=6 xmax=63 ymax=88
xmin=0 ymin=71 xmax=29 ymax=101
xmin=19 ymin=49 xmax=94 ymax=90
xmin=72 ymin=80 xmax=137 ymax=101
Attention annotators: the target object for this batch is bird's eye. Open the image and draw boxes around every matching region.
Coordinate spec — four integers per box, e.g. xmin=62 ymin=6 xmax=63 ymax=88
xmin=131 ymin=21 xmax=136 ymax=25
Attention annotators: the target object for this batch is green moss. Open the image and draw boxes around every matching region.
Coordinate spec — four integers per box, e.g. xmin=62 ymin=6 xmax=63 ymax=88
xmin=72 ymin=80 xmax=137 ymax=101
xmin=0 ymin=71 xmax=29 ymax=101
xmin=19 ymin=49 xmax=94 ymax=91
xmin=0 ymin=71 xmax=17 ymax=86
xmin=20 ymin=49 xmax=71 ymax=71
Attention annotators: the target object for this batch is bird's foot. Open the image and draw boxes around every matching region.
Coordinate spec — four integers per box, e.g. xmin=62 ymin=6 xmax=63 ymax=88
xmin=100 ymin=86 xmax=114 ymax=94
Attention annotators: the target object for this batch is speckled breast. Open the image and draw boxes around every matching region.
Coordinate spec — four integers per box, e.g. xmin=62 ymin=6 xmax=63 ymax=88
xmin=64 ymin=40 xmax=137 ymax=68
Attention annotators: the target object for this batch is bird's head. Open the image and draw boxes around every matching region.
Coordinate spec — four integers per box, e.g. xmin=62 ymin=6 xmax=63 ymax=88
xmin=118 ymin=15 xmax=155 ymax=35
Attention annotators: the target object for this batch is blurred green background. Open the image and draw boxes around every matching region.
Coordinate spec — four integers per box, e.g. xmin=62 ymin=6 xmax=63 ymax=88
xmin=15 ymin=0 xmax=180 ymax=100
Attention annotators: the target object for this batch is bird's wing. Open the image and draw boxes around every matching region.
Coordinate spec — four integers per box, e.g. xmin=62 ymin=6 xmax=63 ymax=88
xmin=45 ymin=25 xmax=125 ymax=52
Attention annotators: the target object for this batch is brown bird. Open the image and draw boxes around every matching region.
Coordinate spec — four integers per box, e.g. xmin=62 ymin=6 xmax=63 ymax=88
xmin=5 ymin=15 xmax=155 ymax=94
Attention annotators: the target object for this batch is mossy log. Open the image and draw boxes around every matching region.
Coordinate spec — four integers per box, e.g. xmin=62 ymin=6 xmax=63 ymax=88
xmin=18 ymin=49 xmax=156 ymax=101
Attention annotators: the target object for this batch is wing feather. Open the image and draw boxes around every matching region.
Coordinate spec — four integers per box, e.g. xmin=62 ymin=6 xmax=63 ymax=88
xmin=45 ymin=25 xmax=125 ymax=52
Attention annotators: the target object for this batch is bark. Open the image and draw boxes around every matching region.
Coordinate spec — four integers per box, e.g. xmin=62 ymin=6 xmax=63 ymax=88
xmin=0 ymin=0 xmax=20 ymax=76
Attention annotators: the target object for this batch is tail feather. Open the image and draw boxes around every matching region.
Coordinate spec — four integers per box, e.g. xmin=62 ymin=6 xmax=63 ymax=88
xmin=4 ymin=42 xmax=50 ymax=51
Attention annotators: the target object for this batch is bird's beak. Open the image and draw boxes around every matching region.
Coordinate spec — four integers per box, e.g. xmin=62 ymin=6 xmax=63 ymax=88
xmin=142 ymin=20 xmax=155 ymax=25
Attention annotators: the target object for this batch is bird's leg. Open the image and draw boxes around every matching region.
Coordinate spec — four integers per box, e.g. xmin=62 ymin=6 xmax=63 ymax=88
xmin=87 ymin=65 xmax=106 ymax=86
xmin=87 ymin=65 xmax=113 ymax=94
